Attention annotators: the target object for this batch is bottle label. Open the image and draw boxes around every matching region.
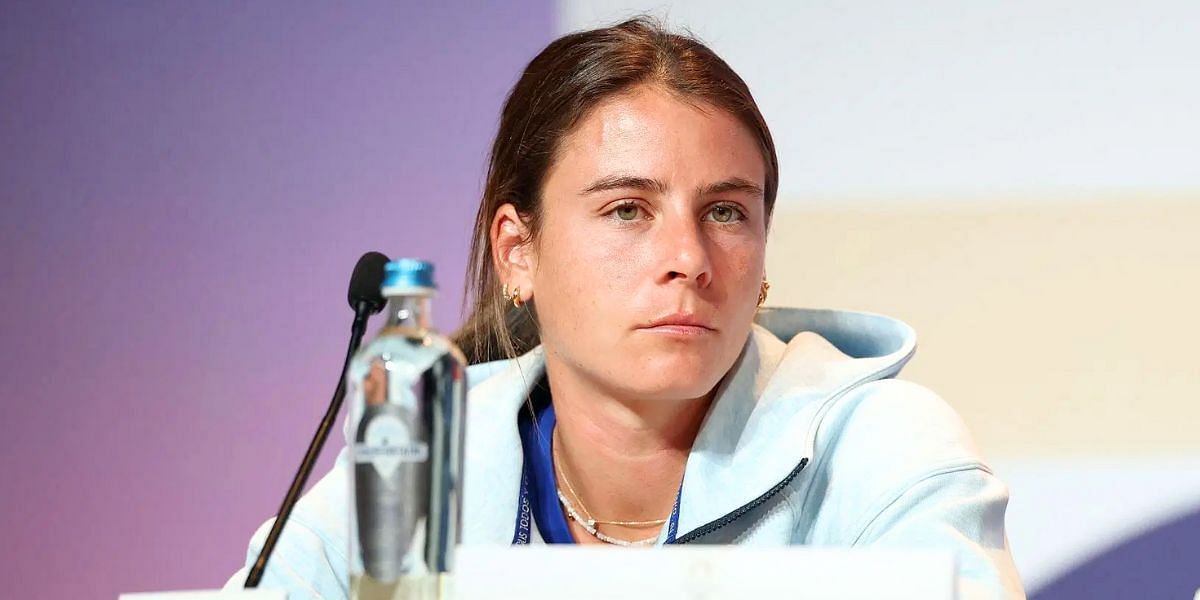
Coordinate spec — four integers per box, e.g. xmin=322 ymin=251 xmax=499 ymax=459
xmin=355 ymin=414 xmax=429 ymax=480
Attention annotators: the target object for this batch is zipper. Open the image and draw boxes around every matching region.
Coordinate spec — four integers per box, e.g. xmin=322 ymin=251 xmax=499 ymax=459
xmin=671 ymin=457 xmax=809 ymax=544
xmin=670 ymin=343 xmax=916 ymax=544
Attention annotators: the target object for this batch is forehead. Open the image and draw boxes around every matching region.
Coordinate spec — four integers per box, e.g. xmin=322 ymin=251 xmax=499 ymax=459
xmin=550 ymin=85 xmax=765 ymax=188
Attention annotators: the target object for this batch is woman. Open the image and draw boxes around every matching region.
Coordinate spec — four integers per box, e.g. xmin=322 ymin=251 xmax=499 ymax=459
xmin=230 ymin=18 xmax=1024 ymax=599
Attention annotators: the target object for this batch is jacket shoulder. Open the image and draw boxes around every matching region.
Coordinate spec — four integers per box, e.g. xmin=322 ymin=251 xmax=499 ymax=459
xmin=823 ymin=378 xmax=988 ymax=472
xmin=797 ymin=380 xmax=1023 ymax=598
xmin=798 ymin=379 xmax=995 ymax=540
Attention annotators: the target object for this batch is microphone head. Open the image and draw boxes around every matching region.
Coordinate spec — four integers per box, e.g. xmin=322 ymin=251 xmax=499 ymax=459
xmin=348 ymin=251 xmax=390 ymax=315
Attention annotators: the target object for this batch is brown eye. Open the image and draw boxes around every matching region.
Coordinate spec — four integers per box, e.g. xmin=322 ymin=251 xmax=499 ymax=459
xmin=615 ymin=203 xmax=641 ymax=221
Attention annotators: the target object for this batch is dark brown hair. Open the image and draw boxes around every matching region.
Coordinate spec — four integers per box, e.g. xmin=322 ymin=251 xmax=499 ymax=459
xmin=452 ymin=17 xmax=779 ymax=364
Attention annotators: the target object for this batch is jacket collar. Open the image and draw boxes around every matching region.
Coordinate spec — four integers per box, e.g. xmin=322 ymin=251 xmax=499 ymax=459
xmin=459 ymin=307 xmax=917 ymax=544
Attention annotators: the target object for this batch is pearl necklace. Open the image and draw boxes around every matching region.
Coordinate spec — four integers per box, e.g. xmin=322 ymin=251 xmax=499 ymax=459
xmin=551 ymin=432 xmax=667 ymax=547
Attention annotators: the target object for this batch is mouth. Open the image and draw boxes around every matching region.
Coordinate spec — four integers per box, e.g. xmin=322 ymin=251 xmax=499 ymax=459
xmin=638 ymin=313 xmax=717 ymax=336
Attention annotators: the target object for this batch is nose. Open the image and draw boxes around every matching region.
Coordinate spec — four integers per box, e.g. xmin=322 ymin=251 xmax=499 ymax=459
xmin=658 ymin=216 xmax=713 ymax=288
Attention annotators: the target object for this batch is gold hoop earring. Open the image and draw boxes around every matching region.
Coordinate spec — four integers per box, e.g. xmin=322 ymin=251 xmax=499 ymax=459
xmin=757 ymin=278 xmax=770 ymax=307
xmin=502 ymin=283 xmax=523 ymax=308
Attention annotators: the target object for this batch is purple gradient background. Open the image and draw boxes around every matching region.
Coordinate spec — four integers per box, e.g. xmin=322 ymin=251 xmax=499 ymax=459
xmin=0 ymin=2 xmax=552 ymax=597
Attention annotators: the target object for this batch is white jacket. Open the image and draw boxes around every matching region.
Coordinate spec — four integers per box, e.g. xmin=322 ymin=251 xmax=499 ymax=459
xmin=228 ymin=307 xmax=1025 ymax=599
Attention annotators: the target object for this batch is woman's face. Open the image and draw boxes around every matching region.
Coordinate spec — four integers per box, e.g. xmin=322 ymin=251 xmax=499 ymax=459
xmin=525 ymin=84 xmax=767 ymax=402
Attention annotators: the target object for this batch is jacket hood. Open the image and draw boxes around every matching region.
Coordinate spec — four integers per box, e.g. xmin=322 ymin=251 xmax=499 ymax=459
xmin=460 ymin=307 xmax=918 ymax=545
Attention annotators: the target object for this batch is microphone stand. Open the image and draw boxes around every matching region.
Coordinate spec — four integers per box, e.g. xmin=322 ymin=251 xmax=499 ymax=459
xmin=244 ymin=304 xmax=372 ymax=588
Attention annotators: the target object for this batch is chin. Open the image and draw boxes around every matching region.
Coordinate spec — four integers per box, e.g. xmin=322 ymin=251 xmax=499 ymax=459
xmin=627 ymin=349 xmax=728 ymax=401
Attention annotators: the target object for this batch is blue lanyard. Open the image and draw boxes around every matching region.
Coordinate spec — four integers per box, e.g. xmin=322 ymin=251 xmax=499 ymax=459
xmin=665 ymin=487 xmax=681 ymax=542
xmin=512 ymin=467 xmax=534 ymax=545
xmin=512 ymin=392 xmax=683 ymax=545
xmin=511 ymin=460 xmax=683 ymax=545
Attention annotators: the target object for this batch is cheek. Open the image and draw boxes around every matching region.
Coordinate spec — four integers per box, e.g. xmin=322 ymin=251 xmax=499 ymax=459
xmin=712 ymin=232 xmax=765 ymax=294
xmin=532 ymin=226 xmax=637 ymax=346
xmin=541 ymin=223 xmax=654 ymax=298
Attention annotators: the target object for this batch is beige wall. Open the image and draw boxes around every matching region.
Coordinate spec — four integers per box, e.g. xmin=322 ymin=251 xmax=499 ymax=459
xmin=765 ymin=194 xmax=1200 ymax=459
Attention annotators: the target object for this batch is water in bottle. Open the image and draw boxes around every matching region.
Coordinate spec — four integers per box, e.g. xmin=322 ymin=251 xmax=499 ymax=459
xmin=346 ymin=258 xmax=467 ymax=600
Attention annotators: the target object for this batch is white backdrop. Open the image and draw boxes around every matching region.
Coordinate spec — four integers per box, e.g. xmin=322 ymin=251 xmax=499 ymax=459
xmin=561 ymin=1 xmax=1200 ymax=201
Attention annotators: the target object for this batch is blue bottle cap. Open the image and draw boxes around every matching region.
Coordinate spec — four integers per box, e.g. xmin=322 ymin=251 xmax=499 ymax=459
xmin=381 ymin=258 xmax=436 ymax=296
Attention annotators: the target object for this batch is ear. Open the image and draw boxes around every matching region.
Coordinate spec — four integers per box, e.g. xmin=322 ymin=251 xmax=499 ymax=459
xmin=490 ymin=203 xmax=536 ymax=304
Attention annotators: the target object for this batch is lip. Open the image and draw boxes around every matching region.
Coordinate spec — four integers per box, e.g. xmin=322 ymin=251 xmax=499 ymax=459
xmin=638 ymin=313 xmax=717 ymax=335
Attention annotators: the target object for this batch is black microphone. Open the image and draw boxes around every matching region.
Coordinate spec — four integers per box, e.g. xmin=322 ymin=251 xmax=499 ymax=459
xmin=245 ymin=251 xmax=390 ymax=588
xmin=348 ymin=251 xmax=391 ymax=326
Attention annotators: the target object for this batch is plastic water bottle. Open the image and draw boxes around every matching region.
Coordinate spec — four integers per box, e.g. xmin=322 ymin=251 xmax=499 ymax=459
xmin=346 ymin=258 xmax=467 ymax=600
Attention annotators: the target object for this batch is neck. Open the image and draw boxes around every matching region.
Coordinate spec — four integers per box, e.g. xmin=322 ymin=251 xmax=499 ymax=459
xmin=544 ymin=357 xmax=715 ymax=536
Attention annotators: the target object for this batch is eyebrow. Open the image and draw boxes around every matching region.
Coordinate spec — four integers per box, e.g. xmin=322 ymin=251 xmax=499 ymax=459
xmin=580 ymin=174 xmax=764 ymax=199
xmin=581 ymin=174 xmax=668 ymax=195
xmin=699 ymin=177 xmax=764 ymax=199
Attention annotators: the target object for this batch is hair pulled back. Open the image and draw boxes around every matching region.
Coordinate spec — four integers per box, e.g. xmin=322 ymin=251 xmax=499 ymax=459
xmin=453 ymin=17 xmax=778 ymax=364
